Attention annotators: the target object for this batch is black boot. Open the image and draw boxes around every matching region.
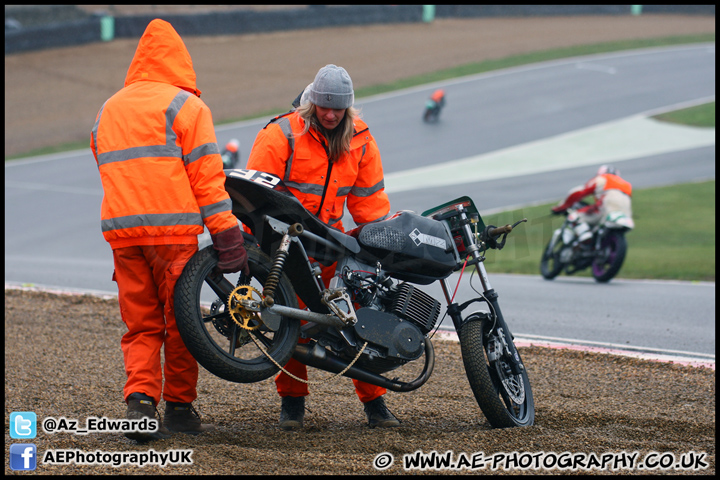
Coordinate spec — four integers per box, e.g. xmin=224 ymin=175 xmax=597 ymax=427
xmin=279 ymin=396 xmax=305 ymax=431
xmin=363 ymin=396 xmax=400 ymax=428
xmin=124 ymin=393 xmax=171 ymax=442
xmin=163 ymin=402 xmax=214 ymax=435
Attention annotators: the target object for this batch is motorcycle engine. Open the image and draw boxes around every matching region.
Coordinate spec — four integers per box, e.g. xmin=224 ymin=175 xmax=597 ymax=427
xmin=386 ymin=282 xmax=441 ymax=335
xmin=331 ymin=259 xmax=442 ymax=372
xmin=340 ymin=264 xmax=441 ymax=370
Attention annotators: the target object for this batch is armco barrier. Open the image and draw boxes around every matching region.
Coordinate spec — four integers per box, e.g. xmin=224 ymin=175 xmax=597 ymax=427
xmin=112 ymin=5 xmax=422 ymax=38
xmin=5 ymin=4 xmax=715 ymax=55
xmin=5 ymin=18 xmax=102 ymax=54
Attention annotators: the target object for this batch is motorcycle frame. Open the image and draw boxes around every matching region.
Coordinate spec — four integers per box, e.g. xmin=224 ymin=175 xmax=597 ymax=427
xmin=250 ymin=204 xmax=522 ymax=391
xmin=224 ymin=170 xmax=524 ymax=390
xmin=254 ymin=214 xmax=439 ymax=392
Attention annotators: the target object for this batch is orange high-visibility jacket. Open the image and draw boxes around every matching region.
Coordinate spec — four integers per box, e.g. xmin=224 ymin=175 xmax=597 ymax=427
xmin=90 ymin=19 xmax=237 ymax=249
xmin=246 ymin=112 xmax=390 ymax=231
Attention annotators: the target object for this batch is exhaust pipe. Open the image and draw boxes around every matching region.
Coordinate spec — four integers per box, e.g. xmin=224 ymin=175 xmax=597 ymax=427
xmin=292 ymin=340 xmax=435 ymax=392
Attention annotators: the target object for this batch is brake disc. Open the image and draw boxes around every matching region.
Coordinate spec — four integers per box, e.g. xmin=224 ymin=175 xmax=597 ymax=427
xmin=487 ymin=334 xmax=525 ymax=404
xmin=496 ymin=359 xmax=525 ymax=404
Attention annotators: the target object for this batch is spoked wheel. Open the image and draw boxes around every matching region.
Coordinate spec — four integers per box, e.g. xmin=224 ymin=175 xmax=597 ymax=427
xmin=592 ymin=232 xmax=627 ymax=283
xmin=458 ymin=313 xmax=534 ymax=428
xmin=174 ymin=244 xmax=300 ymax=383
xmin=540 ymin=236 xmax=565 ymax=280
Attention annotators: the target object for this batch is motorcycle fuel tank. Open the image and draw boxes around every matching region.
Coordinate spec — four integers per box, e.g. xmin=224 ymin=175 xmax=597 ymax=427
xmin=352 ymin=211 xmax=459 ymax=284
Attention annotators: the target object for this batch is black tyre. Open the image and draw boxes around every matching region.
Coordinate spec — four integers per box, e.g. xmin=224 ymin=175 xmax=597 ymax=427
xmin=458 ymin=314 xmax=534 ymax=428
xmin=174 ymin=244 xmax=300 ymax=383
xmin=424 ymin=105 xmax=440 ymax=123
xmin=592 ymin=231 xmax=627 ymax=283
xmin=423 ymin=107 xmax=433 ymax=122
xmin=540 ymin=236 xmax=565 ymax=280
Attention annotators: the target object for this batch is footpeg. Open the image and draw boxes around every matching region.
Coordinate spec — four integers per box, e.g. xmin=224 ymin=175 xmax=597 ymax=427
xmin=321 ymin=289 xmax=357 ymax=325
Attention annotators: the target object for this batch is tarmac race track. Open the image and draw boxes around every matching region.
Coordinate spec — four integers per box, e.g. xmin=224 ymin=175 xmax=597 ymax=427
xmin=4 ymin=13 xmax=716 ymax=475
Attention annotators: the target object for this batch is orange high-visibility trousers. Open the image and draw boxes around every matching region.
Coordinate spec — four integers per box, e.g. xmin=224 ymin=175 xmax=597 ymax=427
xmin=112 ymin=244 xmax=198 ymax=405
xmin=275 ymin=262 xmax=386 ymax=403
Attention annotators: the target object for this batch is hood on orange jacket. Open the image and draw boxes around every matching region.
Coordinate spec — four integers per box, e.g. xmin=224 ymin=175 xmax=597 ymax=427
xmin=124 ymin=18 xmax=202 ymax=97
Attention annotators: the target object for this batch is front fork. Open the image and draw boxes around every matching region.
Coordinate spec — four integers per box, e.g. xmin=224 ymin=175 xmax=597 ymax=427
xmin=441 ymin=262 xmax=525 ymax=376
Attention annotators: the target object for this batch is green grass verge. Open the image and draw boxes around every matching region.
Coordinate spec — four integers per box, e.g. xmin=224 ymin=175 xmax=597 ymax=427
xmin=8 ymin=33 xmax=713 ymax=161
xmin=653 ymin=102 xmax=716 ymax=128
xmin=479 ymin=180 xmax=716 ymax=282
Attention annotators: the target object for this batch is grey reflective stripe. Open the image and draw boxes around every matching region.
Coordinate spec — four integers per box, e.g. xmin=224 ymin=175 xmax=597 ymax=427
xmin=91 ymin=102 xmax=106 ymax=161
xmin=350 ymin=179 xmax=385 ymax=197
xmin=276 ymin=116 xmax=295 ymax=182
xmin=166 ymin=91 xmax=189 ymax=137
xmin=284 ymin=180 xmax=325 ymax=196
xmin=101 ymin=212 xmax=203 ymax=233
xmin=336 ymin=186 xmax=353 ymax=197
xmin=185 ymin=142 xmax=219 ymax=166
xmin=200 ymin=198 xmax=232 ymax=219
xmin=98 ymin=144 xmax=182 ymax=165
xmin=96 ymin=90 xmax=190 ymax=167
xmin=328 ymin=215 xmax=343 ymax=226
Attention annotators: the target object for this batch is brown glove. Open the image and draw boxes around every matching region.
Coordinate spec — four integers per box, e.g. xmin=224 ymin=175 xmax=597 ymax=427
xmin=211 ymin=226 xmax=249 ymax=275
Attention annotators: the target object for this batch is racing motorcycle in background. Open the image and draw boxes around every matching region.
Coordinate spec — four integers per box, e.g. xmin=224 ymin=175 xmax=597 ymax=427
xmin=174 ymin=168 xmax=534 ymax=428
xmin=220 ymin=139 xmax=241 ymax=169
xmin=540 ymin=201 xmax=634 ymax=283
xmin=423 ymin=89 xmax=446 ymax=123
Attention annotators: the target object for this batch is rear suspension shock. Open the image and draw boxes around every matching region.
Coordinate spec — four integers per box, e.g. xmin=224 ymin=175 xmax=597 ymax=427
xmin=262 ymin=223 xmax=303 ymax=306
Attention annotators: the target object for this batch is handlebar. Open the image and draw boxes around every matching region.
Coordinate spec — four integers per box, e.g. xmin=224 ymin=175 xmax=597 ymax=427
xmin=482 ymin=218 xmax=527 ymax=250
xmin=488 ymin=218 xmax=527 ymax=238
xmin=487 ymin=224 xmax=513 ymax=237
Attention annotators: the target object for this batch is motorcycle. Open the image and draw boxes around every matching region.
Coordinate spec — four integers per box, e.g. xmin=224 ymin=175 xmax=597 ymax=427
xmin=174 ymin=168 xmax=534 ymax=428
xmin=423 ymin=95 xmax=445 ymax=123
xmin=540 ymin=202 xmax=634 ymax=283
xmin=220 ymin=139 xmax=241 ymax=169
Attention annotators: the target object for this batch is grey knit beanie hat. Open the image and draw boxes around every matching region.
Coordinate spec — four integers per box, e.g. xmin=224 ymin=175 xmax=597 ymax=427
xmin=309 ymin=64 xmax=354 ymax=109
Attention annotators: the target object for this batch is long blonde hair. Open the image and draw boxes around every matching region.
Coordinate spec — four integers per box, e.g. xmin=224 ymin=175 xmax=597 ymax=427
xmin=296 ymin=103 xmax=360 ymax=162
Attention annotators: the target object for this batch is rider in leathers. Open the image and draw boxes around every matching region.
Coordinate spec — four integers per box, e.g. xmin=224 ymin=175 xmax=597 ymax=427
xmin=552 ymin=165 xmax=633 ymax=233
xmin=246 ymin=64 xmax=400 ymax=430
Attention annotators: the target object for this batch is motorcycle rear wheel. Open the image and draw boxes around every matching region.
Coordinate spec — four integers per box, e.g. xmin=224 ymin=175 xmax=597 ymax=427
xmin=458 ymin=314 xmax=534 ymax=428
xmin=592 ymin=231 xmax=627 ymax=283
xmin=174 ymin=244 xmax=300 ymax=383
xmin=540 ymin=236 xmax=565 ymax=280
xmin=423 ymin=106 xmax=439 ymax=123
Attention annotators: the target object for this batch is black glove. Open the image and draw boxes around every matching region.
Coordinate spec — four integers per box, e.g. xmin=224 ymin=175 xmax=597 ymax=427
xmin=211 ymin=226 xmax=249 ymax=275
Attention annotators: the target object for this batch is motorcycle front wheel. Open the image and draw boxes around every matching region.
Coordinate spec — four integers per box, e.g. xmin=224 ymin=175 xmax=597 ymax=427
xmin=174 ymin=244 xmax=300 ymax=383
xmin=592 ymin=231 xmax=627 ymax=283
xmin=458 ymin=314 xmax=534 ymax=428
xmin=540 ymin=236 xmax=565 ymax=280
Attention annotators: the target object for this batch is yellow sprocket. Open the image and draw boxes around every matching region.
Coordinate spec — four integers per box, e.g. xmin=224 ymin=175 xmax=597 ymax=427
xmin=227 ymin=285 xmax=264 ymax=331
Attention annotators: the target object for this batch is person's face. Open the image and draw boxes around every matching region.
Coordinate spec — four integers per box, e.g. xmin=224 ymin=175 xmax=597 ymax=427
xmin=315 ymin=106 xmax=346 ymax=130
